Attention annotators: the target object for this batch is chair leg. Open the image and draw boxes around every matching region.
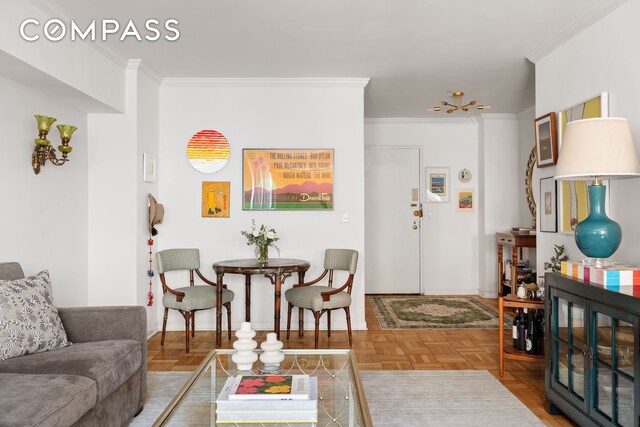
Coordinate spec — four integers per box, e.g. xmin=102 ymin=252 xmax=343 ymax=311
xmin=191 ymin=311 xmax=195 ymax=338
xmin=225 ymin=303 xmax=232 ymax=340
xmin=345 ymin=307 xmax=353 ymax=347
xmin=161 ymin=308 xmax=169 ymax=347
xmin=286 ymin=302 xmax=293 ymax=340
xmin=298 ymin=307 xmax=304 ymax=337
xmin=314 ymin=311 xmax=321 ymax=349
xmin=327 ymin=310 xmax=331 ymax=338
xmin=184 ymin=312 xmax=191 ymax=353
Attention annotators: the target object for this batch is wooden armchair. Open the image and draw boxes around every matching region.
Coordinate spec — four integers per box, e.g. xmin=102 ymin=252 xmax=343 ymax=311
xmin=284 ymin=249 xmax=358 ymax=348
xmin=156 ymin=248 xmax=233 ymax=352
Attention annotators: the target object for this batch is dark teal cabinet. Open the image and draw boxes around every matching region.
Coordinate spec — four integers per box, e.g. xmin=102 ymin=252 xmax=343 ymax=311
xmin=545 ymin=273 xmax=639 ymax=426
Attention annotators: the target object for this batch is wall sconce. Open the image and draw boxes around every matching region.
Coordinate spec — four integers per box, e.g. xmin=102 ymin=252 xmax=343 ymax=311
xmin=32 ymin=114 xmax=77 ymax=174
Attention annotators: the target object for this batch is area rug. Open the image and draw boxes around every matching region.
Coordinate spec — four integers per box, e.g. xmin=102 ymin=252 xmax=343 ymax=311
xmin=132 ymin=370 xmax=543 ymax=426
xmin=369 ymin=295 xmax=510 ymax=329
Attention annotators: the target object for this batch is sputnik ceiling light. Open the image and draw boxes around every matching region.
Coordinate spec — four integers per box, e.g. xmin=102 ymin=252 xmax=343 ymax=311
xmin=428 ymin=91 xmax=491 ymax=114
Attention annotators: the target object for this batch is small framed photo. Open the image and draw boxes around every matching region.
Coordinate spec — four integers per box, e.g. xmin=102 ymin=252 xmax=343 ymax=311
xmin=539 ymin=177 xmax=557 ymax=233
xmin=202 ymin=182 xmax=230 ymax=218
xmin=534 ymin=113 xmax=558 ymax=167
xmin=425 ymin=167 xmax=449 ymax=203
xmin=456 ymin=189 xmax=475 ymax=213
xmin=143 ymin=153 xmax=156 ymax=182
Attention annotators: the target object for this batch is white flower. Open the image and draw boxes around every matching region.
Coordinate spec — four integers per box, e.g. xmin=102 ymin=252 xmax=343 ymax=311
xmin=252 ymin=230 xmax=261 ymax=237
xmin=266 ymin=231 xmax=276 ymax=239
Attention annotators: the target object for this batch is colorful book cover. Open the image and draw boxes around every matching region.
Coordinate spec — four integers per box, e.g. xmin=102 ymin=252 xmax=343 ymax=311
xmin=227 ymin=375 xmax=310 ymax=400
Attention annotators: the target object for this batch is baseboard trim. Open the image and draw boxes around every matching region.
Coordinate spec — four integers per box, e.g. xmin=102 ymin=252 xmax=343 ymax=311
xmin=478 ymin=289 xmax=499 ymax=299
xmin=422 ymin=288 xmax=479 ymax=295
xmin=161 ymin=320 xmax=368 ymax=332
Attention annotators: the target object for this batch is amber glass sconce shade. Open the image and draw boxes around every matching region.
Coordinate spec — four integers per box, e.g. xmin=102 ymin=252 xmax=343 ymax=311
xmin=32 ymin=115 xmax=77 ymax=174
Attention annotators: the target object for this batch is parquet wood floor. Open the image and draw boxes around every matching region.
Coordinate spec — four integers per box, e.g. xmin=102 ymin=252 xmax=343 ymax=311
xmin=147 ymin=296 xmax=576 ymax=426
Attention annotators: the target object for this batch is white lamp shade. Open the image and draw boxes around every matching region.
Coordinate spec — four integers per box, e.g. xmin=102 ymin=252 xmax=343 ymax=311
xmin=554 ymin=117 xmax=640 ymax=180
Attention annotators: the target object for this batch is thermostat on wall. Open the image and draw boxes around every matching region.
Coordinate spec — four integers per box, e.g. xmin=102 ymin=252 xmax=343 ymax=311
xmin=458 ymin=168 xmax=472 ymax=183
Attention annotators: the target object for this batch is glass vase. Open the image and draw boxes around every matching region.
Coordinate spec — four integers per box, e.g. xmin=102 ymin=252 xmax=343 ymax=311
xmin=255 ymin=245 xmax=269 ymax=267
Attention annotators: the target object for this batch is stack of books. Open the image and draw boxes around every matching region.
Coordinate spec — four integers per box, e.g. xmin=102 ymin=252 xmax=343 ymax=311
xmin=215 ymin=374 xmax=318 ymax=424
xmin=561 ymin=261 xmax=640 ymax=294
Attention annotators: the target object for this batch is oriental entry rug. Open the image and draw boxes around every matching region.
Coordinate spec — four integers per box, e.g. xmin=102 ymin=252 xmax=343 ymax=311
xmin=368 ymin=295 xmax=510 ymax=329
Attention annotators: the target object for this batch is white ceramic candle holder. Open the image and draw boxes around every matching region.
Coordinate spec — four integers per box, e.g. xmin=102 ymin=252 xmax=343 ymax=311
xmin=231 ymin=322 xmax=258 ymax=370
xmin=258 ymin=332 xmax=285 ymax=374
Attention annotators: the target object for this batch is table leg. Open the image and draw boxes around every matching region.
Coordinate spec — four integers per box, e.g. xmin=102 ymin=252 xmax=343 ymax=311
xmin=499 ymin=297 xmax=504 ymax=377
xmin=274 ymin=274 xmax=282 ymax=338
xmin=244 ymin=274 xmax=251 ymax=322
xmin=511 ymin=247 xmax=518 ymax=296
xmin=216 ymin=272 xmax=224 ymax=347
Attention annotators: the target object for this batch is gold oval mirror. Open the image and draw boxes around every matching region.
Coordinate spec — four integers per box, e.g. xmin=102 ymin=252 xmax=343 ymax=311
xmin=525 ymin=146 xmax=537 ymax=229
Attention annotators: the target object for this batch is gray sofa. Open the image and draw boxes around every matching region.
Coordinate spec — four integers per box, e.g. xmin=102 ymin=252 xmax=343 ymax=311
xmin=0 ymin=262 xmax=147 ymax=427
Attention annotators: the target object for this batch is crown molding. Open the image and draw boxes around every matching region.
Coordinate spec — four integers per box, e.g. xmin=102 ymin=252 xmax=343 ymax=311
xmin=29 ymin=0 xmax=129 ymax=69
xmin=479 ymin=113 xmax=519 ymax=121
xmin=364 ymin=117 xmax=475 ymax=125
xmin=526 ymin=0 xmax=628 ymax=63
xmin=161 ymin=78 xmax=370 ymax=88
xmin=518 ymin=106 xmax=536 ymax=118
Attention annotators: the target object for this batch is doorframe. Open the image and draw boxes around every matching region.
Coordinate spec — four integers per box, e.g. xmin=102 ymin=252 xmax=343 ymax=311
xmin=364 ymin=145 xmax=423 ymax=295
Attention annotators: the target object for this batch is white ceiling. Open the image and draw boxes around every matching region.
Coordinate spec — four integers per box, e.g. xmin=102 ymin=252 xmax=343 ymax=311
xmin=48 ymin=0 xmax=622 ymax=117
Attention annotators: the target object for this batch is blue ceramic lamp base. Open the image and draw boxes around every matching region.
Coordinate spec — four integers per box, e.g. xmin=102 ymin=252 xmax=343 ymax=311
xmin=574 ymin=184 xmax=621 ymax=260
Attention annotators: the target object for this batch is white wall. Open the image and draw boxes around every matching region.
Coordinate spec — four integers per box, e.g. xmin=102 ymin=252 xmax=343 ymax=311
xmin=158 ymin=79 xmax=368 ymax=332
xmin=518 ymin=107 xmax=536 ymax=227
xmin=87 ymin=61 xmax=160 ymax=334
xmin=478 ymin=115 xmax=521 ymax=297
xmin=0 ymin=0 xmax=125 ymax=112
xmin=535 ymin=0 xmax=640 ymax=273
xmin=0 ymin=74 xmax=88 ymax=306
xmin=364 ymin=119 xmax=479 ymax=294
xmin=136 ymin=66 xmax=161 ymax=331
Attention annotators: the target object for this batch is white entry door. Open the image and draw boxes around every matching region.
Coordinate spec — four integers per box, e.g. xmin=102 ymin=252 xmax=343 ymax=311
xmin=365 ymin=147 xmax=421 ymax=294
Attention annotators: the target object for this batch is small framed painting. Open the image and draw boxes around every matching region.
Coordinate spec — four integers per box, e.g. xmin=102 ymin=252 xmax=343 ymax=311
xmin=143 ymin=153 xmax=156 ymax=183
xmin=456 ymin=189 xmax=474 ymax=213
xmin=425 ymin=167 xmax=449 ymax=203
xmin=539 ymin=177 xmax=557 ymax=233
xmin=202 ymin=181 xmax=230 ymax=218
xmin=534 ymin=113 xmax=558 ymax=167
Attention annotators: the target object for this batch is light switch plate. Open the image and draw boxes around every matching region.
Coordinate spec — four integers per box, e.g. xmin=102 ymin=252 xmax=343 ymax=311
xmin=341 ymin=212 xmax=349 ymax=222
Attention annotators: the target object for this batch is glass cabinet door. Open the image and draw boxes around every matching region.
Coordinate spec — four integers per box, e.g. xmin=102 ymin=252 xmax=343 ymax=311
xmin=549 ymin=288 xmax=588 ymax=411
xmin=590 ymin=302 xmax=637 ymax=427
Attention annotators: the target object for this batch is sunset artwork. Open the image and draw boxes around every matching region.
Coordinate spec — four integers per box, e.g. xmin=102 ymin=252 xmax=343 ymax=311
xmin=243 ymin=149 xmax=334 ymax=210
xmin=186 ymin=129 xmax=230 ymax=173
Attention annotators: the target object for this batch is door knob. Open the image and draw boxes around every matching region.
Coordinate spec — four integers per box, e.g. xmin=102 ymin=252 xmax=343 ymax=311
xmin=413 ymin=210 xmax=423 ymax=217
xmin=413 ymin=221 xmax=418 ymax=230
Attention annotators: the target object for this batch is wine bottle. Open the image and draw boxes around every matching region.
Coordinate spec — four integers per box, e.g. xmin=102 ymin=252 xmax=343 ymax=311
xmin=517 ymin=308 xmax=527 ymax=351
xmin=512 ymin=309 xmax=521 ymax=348
xmin=526 ymin=309 xmax=535 ymax=354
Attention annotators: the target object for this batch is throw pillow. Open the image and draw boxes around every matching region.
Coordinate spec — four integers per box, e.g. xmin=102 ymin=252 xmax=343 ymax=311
xmin=0 ymin=270 xmax=71 ymax=361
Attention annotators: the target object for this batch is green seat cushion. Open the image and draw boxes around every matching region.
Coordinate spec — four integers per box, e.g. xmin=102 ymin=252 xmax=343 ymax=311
xmin=163 ymin=286 xmax=233 ymax=311
xmin=285 ymin=286 xmax=351 ymax=312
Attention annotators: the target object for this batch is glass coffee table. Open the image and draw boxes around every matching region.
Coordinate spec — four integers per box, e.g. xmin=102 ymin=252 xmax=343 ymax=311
xmin=153 ymin=349 xmax=373 ymax=426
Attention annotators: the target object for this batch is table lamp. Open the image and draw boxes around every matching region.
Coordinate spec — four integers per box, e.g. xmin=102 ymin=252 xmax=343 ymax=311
xmin=554 ymin=117 xmax=640 ymax=263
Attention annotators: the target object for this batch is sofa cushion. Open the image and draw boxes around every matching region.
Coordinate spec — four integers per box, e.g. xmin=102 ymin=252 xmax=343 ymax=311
xmin=0 ymin=339 xmax=141 ymax=403
xmin=0 ymin=270 xmax=71 ymax=361
xmin=0 ymin=263 xmax=25 ymax=281
xmin=0 ymin=372 xmax=96 ymax=427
